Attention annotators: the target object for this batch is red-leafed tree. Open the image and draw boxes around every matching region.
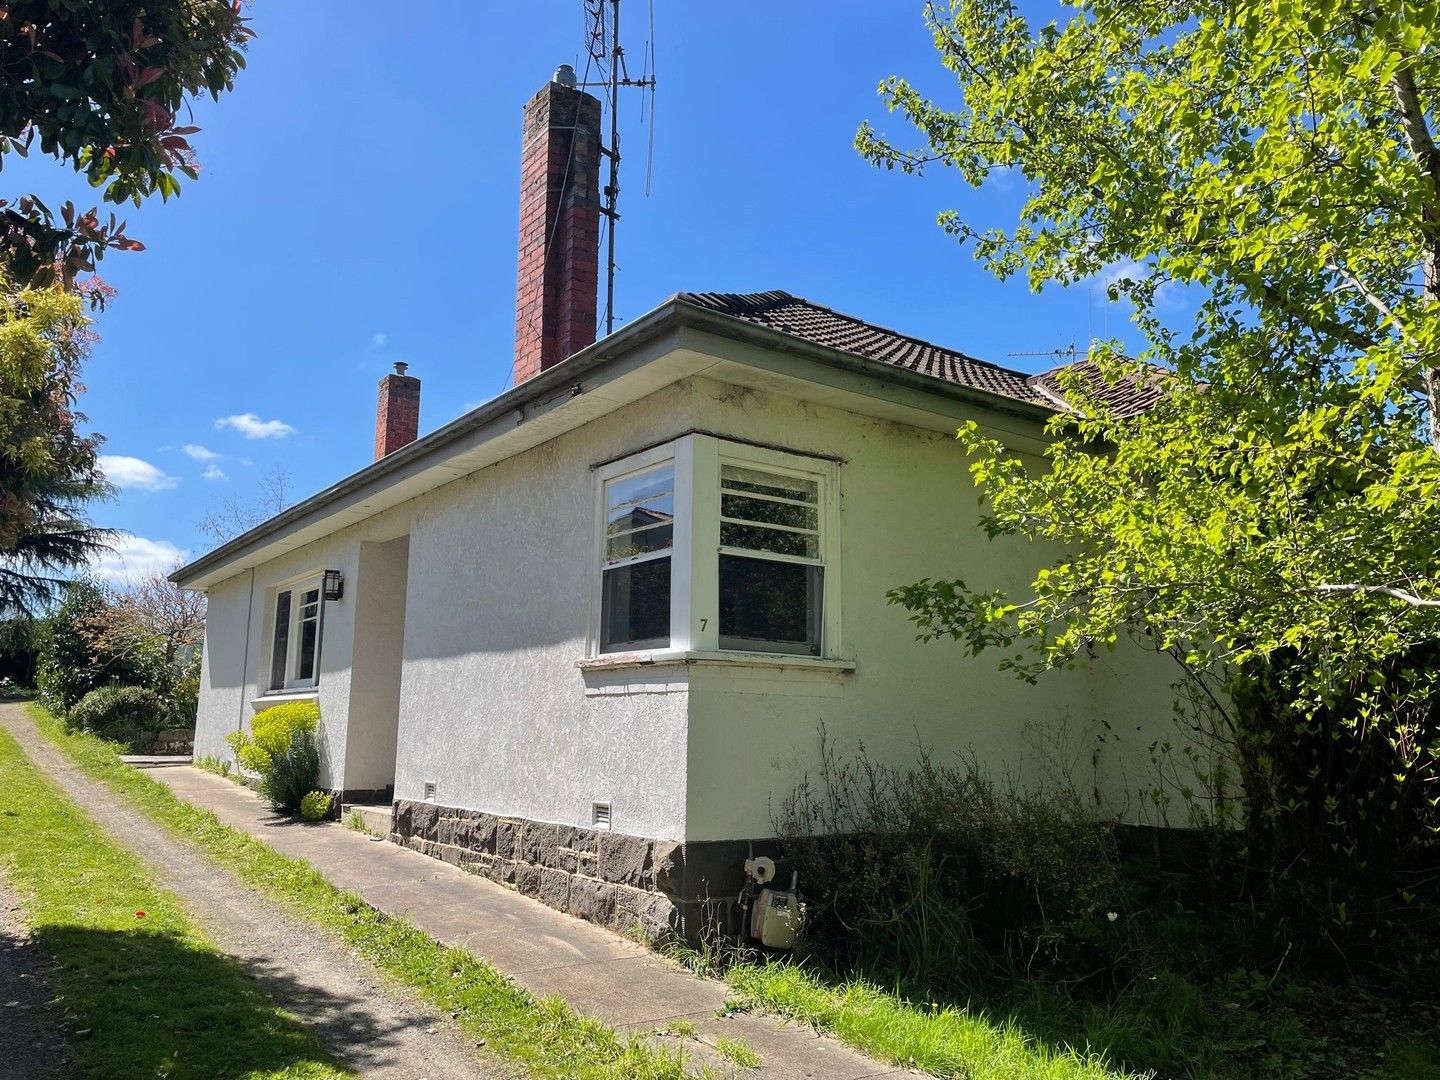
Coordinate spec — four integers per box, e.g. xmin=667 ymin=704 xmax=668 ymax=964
xmin=0 ymin=1 xmax=253 ymax=288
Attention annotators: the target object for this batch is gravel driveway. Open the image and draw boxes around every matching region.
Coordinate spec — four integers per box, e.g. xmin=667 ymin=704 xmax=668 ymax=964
xmin=0 ymin=702 xmax=507 ymax=1080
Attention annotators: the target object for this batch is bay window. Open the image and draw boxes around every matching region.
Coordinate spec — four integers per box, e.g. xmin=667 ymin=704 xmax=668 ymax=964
xmin=593 ymin=435 xmax=838 ymax=660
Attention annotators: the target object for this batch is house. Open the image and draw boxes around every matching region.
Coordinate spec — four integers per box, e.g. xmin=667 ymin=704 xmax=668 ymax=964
xmin=175 ymin=70 xmax=1179 ymax=939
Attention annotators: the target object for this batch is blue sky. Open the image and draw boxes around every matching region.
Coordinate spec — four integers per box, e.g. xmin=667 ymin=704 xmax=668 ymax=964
xmin=17 ymin=1 xmax=1145 ymax=581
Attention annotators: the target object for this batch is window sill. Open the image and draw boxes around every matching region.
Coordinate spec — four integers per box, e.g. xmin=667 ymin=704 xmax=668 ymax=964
xmin=249 ymin=689 xmax=320 ymax=712
xmin=577 ymin=650 xmax=856 ymax=674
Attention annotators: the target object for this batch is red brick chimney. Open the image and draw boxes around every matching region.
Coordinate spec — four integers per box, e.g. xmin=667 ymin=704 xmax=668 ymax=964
xmin=375 ymin=362 xmax=420 ymax=460
xmin=514 ymin=65 xmax=602 ymax=384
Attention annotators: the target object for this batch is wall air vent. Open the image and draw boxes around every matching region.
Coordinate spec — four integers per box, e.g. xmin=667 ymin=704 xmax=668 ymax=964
xmin=423 ymin=781 xmax=436 ymax=803
xmin=591 ymin=801 xmax=612 ymax=829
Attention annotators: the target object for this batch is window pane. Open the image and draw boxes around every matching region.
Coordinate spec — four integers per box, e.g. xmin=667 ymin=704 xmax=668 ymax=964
xmin=721 ymin=492 xmax=817 ymax=532
xmin=721 ymin=465 xmax=817 ymax=504
xmin=606 ymin=467 xmax=673 ymax=513
xmin=606 ymin=523 xmax=673 ymax=560
xmin=606 ymin=492 xmax=674 ymax=535
xmin=719 ymin=554 xmax=821 ymax=654
xmin=720 ymin=520 xmax=818 ymax=558
xmin=270 ymin=590 xmax=292 ymax=688
xmin=601 ymin=557 xmax=671 ymax=651
xmin=297 ymin=588 xmax=320 ymax=681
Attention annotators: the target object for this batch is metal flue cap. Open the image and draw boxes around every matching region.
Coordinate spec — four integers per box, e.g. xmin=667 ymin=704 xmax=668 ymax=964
xmin=552 ymin=63 xmax=577 ymax=88
xmin=393 ymin=361 xmax=409 ymax=376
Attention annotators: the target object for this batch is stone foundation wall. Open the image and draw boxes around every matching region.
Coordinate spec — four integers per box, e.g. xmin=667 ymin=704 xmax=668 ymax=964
xmin=391 ymin=799 xmax=685 ymax=938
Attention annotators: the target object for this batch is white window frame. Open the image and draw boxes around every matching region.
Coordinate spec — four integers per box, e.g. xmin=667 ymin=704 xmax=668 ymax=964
xmin=590 ymin=440 xmax=692 ymax=655
xmin=589 ymin=435 xmax=840 ymax=660
xmin=265 ymin=572 xmax=326 ymax=692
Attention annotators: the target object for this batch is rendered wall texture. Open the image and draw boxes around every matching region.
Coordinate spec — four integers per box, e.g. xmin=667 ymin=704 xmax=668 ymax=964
xmin=194 ymin=369 xmax=1182 ymax=847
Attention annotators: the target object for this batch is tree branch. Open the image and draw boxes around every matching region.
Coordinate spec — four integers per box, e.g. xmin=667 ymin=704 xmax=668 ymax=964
xmin=1313 ymin=583 xmax=1440 ymax=608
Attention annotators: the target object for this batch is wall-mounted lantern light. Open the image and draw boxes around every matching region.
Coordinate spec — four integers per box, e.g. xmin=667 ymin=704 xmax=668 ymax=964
xmin=323 ymin=569 xmax=344 ymax=601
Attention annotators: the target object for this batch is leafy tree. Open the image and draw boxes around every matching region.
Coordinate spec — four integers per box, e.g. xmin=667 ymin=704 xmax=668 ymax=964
xmin=0 ymin=277 xmax=112 ymax=612
xmin=863 ymin=0 xmax=1440 ymax=929
xmin=0 ymin=1 xmax=252 ymax=287
xmin=76 ymin=565 xmax=205 ymax=674
xmin=34 ymin=579 xmax=164 ymax=712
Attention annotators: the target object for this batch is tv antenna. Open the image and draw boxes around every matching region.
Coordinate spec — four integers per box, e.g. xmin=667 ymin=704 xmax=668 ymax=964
xmin=1007 ymin=344 xmax=1080 ymax=365
xmin=576 ymin=0 xmax=657 ymax=336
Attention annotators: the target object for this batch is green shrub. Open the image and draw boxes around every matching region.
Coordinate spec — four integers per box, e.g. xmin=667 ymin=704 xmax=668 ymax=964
xmin=0 ymin=617 xmax=38 ymax=687
xmin=35 ymin=582 xmax=165 ymax=713
xmin=66 ymin=686 xmax=168 ymax=742
xmin=774 ymin=732 xmax=1118 ymax=994
xmin=166 ymin=650 xmax=201 ymax=728
xmin=226 ymin=700 xmax=322 ymax=815
xmin=299 ymin=790 xmax=332 ymax=822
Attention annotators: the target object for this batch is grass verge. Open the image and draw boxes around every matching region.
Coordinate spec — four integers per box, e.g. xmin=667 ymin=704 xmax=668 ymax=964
xmin=26 ymin=705 xmax=700 ymax=1080
xmin=0 ymin=721 xmax=347 ymax=1079
xmin=713 ymin=953 xmax=1440 ymax=1080
xmin=723 ymin=962 xmax=1132 ymax=1080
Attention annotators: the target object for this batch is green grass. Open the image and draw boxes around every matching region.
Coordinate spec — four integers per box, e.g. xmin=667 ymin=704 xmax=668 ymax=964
xmin=723 ymin=962 xmax=1132 ymax=1080
xmin=0 ymin=721 xmax=347 ymax=1079
xmin=712 ymin=1036 xmax=760 ymax=1070
xmin=27 ymin=705 xmax=702 ymax=1080
xmin=715 ymin=955 xmax=1440 ymax=1080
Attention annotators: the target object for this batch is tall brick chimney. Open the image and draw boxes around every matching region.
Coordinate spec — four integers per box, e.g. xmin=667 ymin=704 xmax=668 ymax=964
xmin=514 ymin=65 xmax=602 ymax=385
xmin=375 ymin=362 xmax=420 ymax=460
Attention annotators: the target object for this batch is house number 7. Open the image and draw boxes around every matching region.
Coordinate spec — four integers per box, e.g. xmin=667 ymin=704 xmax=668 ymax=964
xmin=700 ymin=618 xmax=708 ymax=630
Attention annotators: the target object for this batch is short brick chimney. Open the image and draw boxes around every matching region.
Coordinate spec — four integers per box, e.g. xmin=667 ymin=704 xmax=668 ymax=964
xmin=375 ymin=362 xmax=420 ymax=460
xmin=514 ymin=65 xmax=602 ymax=385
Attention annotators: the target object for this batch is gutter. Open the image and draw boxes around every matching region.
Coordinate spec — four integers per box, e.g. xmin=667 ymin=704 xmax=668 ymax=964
xmin=173 ymin=295 xmax=1056 ymax=588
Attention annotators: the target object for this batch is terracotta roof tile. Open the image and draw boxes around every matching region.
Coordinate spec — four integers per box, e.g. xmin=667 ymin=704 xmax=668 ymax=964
xmin=678 ymin=290 xmax=1048 ymax=407
xmin=677 ymin=291 xmax=1168 ymax=419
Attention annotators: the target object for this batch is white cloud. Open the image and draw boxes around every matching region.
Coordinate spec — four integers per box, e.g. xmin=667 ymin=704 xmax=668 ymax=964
xmin=983 ymin=163 xmax=1019 ymax=192
xmin=370 ymin=332 xmax=387 ymax=349
xmin=89 ymin=534 xmax=187 ymax=585
xmin=1094 ymin=257 xmax=1147 ymax=293
xmin=99 ymin=455 xmax=178 ymax=492
xmin=215 ymin=413 xmax=296 ymax=440
xmin=202 ymin=463 xmax=228 ymax=482
xmin=183 ymin=443 xmax=220 ymax=462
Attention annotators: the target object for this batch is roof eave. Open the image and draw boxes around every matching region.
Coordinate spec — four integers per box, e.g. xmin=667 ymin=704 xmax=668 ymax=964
xmin=172 ymin=295 xmax=1057 ymax=589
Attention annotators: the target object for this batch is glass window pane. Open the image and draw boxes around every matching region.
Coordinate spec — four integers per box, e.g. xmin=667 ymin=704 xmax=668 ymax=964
xmin=297 ymin=588 xmax=320 ymax=681
xmin=270 ymin=590 xmax=292 ymax=688
xmin=606 ymin=523 xmax=674 ymax=560
xmin=721 ymin=521 xmax=818 ymax=559
xmin=606 ymin=466 xmax=673 ymax=513
xmin=601 ymin=557 xmax=671 ymax=651
xmin=721 ymin=492 xmax=817 ymax=532
xmin=606 ymin=492 xmax=674 ymax=535
xmin=720 ymin=465 xmax=817 ymax=504
xmin=719 ymin=554 xmax=821 ymax=654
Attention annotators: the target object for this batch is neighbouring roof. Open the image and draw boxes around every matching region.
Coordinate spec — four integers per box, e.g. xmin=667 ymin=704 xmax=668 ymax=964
xmin=1028 ymin=357 xmax=1170 ymax=419
xmin=679 ymin=290 xmax=1049 ymax=407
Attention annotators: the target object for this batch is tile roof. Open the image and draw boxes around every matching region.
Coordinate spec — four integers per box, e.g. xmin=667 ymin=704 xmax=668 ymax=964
xmin=678 ymin=290 xmax=1048 ymax=407
xmin=677 ymin=290 xmax=1163 ymax=419
xmin=1028 ymin=358 xmax=1170 ymax=419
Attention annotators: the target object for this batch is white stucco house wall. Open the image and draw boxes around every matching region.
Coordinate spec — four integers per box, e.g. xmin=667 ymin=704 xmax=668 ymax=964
xmin=174 ymin=73 xmax=1181 ymax=938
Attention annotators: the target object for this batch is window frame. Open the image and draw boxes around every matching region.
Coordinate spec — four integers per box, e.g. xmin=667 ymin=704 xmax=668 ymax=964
xmin=265 ymin=572 xmax=327 ymax=692
xmin=590 ymin=440 xmax=692 ymax=656
xmin=589 ymin=435 xmax=840 ymax=661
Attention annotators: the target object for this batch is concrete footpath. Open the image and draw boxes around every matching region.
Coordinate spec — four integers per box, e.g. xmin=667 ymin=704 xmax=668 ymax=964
xmin=146 ymin=763 xmax=911 ymax=1079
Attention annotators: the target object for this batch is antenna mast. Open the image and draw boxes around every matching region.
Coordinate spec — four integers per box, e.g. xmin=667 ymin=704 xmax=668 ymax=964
xmin=579 ymin=0 xmax=656 ymax=336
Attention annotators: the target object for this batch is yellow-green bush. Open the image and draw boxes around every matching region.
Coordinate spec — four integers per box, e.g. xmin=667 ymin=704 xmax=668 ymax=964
xmin=226 ymin=700 xmax=322 ymax=815
xmin=299 ymin=790 xmax=332 ymax=822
